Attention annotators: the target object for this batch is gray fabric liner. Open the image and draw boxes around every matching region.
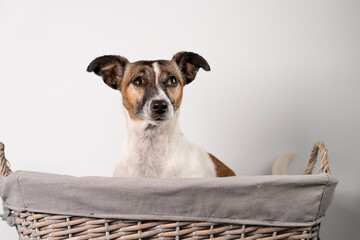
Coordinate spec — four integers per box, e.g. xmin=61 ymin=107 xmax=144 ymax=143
xmin=1 ymin=171 xmax=337 ymax=227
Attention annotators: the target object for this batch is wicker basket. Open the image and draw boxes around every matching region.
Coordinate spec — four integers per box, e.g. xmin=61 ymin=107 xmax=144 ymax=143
xmin=0 ymin=141 xmax=336 ymax=240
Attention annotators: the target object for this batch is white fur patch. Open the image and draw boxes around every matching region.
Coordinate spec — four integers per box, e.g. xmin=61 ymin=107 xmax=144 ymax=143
xmin=114 ymin=109 xmax=217 ymax=178
xmin=153 ymin=62 xmax=161 ymax=84
xmin=152 ymin=62 xmax=172 ymax=104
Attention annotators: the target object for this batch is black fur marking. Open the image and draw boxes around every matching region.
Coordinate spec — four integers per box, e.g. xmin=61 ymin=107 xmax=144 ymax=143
xmin=87 ymin=55 xmax=128 ymax=90
xmin=172 ymin=51 xmax=210 ymax=85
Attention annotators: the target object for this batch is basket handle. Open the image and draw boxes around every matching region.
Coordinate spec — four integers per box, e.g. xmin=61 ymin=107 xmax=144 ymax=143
xmin=0 ymin=142 xmax=12 ymax=182
xmin=304 ymin=141 xmax=330 ymax=174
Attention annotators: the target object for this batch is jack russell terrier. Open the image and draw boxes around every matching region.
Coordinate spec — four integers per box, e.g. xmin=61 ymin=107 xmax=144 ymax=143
xmin=87 ymin=51 xmax=235 ymax=178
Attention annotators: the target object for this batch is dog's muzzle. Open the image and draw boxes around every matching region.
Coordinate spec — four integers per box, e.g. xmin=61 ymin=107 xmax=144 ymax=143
xmin=150 ymin=100 xmax=168 ymax=120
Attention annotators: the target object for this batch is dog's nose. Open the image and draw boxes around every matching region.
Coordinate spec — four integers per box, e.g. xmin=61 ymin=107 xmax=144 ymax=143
xmin=151 ymin=100 xmax=168 ymax=114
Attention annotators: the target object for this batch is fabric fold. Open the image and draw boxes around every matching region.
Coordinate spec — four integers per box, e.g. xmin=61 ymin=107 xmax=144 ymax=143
xmin=1 ymin=206 xmax=15 ymax=226
xmin=1 ymin=171 xmax=337 ymax=227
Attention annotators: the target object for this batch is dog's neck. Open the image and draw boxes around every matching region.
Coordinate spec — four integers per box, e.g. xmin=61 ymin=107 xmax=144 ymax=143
xmin=121 ymin=108 xmax=183 ymax=177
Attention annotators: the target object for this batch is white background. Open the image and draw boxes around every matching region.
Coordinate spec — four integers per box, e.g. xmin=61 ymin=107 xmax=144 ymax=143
xmin=1 ymin=0 xmax=359 ymax=239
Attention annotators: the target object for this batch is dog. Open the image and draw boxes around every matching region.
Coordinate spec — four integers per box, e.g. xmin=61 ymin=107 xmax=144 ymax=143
xmin=87 ymin=51 xmax=235 ymax=178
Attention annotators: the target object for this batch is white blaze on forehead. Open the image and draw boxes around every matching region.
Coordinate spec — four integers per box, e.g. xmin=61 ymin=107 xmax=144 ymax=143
xmin=145 ymin=62 xmax=173 ymax=120
xmin=136 ymin=62 xmax=175 ymax=123
xmin=152 ymin=62 xmax=170 ymax=102
xmin=153 ymin=62 xmax=161 ymax=85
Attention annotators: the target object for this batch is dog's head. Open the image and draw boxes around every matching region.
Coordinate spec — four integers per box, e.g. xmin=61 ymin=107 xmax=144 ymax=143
xmin=87 ymin=52 xmax=210 ymax=125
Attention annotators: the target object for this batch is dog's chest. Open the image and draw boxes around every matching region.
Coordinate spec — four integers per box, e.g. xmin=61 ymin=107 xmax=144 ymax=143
xmin=118 ymin=132 xmax=214 ymax=178
xmin=115 ymin=116 xmax=217 ymax=178
xmin=135 ymin=132 xmax=170 ymax=177
xmin=121 ymin=126 xmax=178 ymax=177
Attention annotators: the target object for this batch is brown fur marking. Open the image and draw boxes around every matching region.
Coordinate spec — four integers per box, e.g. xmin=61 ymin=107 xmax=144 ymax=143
xmin=121 ymin=63 xmax=156 ymax=120
xmin=209 ymin=153 xmax=236 ymax=177
xmin=88 ymin=53 xmax=208 ymax=122
xmin=120 ymin=60 xmax=185 ymax=120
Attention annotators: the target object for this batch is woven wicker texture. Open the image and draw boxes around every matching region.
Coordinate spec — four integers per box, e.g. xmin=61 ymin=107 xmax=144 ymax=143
xmin=13 ymin=212 xmax=319 ymax=240
xmin=0 ymin=141 xmax=330 ymax=240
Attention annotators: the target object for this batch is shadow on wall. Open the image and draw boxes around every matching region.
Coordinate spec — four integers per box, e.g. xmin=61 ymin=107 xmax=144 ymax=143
xmin=320 ymin=193 xmax=360 ymax=239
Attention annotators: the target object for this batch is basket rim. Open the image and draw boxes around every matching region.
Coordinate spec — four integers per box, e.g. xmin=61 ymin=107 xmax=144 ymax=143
xmin=1 ymin=170 xmax=337 ymax=228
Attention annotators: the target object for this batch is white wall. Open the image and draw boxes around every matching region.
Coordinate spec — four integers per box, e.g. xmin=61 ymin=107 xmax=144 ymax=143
xmin=1 ymin=0 xmax=359 ymax=239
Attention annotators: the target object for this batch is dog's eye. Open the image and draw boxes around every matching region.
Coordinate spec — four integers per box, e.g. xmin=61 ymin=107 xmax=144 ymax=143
xmin=133 ymin=77 xmax=147 ymax=87
xmin=165 ymin=76 xmax=178 ymax=87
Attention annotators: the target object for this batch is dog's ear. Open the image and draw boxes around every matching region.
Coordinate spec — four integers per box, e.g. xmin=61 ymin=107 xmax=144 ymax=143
xmin=172 ymin=51 xmax=210 ymax=85
xmin=87 ymin=55 xmax=129 ymax=90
